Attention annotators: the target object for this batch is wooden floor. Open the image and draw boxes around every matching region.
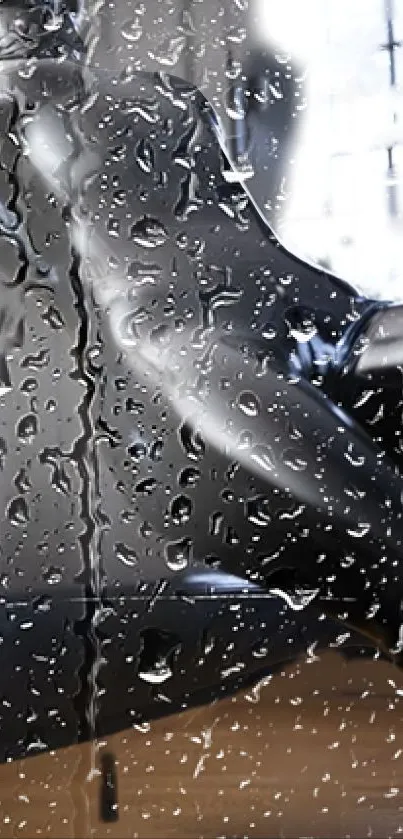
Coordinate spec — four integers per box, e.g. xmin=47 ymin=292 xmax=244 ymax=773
xmin=2 ymin=651 xmax=403 ymax=838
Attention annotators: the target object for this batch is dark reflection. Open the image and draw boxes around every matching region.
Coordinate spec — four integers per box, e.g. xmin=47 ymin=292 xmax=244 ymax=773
xmin=138 ymin=626 xmax=182 ymax=686
xmin=0 ymin=1 xmax=401 ymax=768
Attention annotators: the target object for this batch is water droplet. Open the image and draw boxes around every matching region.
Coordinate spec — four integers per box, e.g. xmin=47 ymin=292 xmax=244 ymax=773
xmin=246 ymin=496 xmax=271 ymax=527
xmin=170 ymin=494 xmax=192 ymax=525
xmin=150 ymin=440 xmax=164 ymax=461
xmin=20 ymin=620 xmax=33 ymax=631
xmin=340 ymin=554 xmax=356 ymax=569
xmin=237 ymin=390 xmax=260 ymax=417
xmin=17 ymin=413 xmax=38 ymax=444
xmin=7 ymin=496 xmax=29 ymax=527
xmin=225 ymin=85 xmax=247 ymax=121
xmin=0 ymin=437 xmax=7 ymax=469
xmin=109 ymin=144 xmax=126 ymax=163
xmin=107 ymin=216 xmax=120 ymax=238
xmin=20 ymin=721 xmax=47 ymax=751
xmin=344 ymin=484 xmax=366 ymax=501
xmin=42 ymin=305 xmax=64 ymax=331
xmin=135 ymin=138 xmax=155 ymax=174
xmin=42 ymin=567 xmax=63 ymax=586
xmin=21 ymin=349 xmax=50 ymax=370
xmin=353 ymin=390 xmax=374 ymax=409
xmin=346 ymin=522 xmax=371 ymax=539
xmin=20 ymin=377 xmax=38 ymax=395
xmin=250 ymin=445 xmax=276 ymax=473
xmin=128 ymin=441 xmax=147 ymax=461
xmin=14 ymin=467 xmax=31 ymax=493
xmin=127 ymin=259 xmax=162 ymax=287
xmin=287 ymin=421 xmax=303 ymax=442
xmin=136 ymin=478 xmax=157 ymax=496
xmin=33 ymin=595 xmax=52 ymax=613
xmin=209 ymin=511 xmax=223 ymax=537
xmin=286 ymin=309 xmax=318 ymax=342
xmin=138 ymin=628 xmax=180 ymax=684
xmin=51 ymin=464 xmax=71 ymax=496
xmin=225 ymin=526 xmax=240 ymax=545
xmin=165 ymin=537 xmax=193 ymax=571
xmin=179 ymin=467 xmax=201 ymax=488
xmin=138 ymin=663 xmax=172 ymax=684
xmin=114 ymin=542 xmax=138 ymax=568
xmin=236 ymin=431 xmax=253 ymax=450
xmin=126 ymin=399 xmax=144 ymax=415
xmin=130 ymin=216 xmax=168 ymax=249
xmin=139 ymin=520 xmax=153 ymax=538
xmin=175 ymin=172 xmax=203 ymax=220
xmin=43 ymin=10 xmax=64 ymax=31
xmin=121 ymin=16 xmax=143 ymax=42
xmin=148 ymin=35 xmax=186 ymax=67
xmin=344 ymin=444 xmax=365 ymax=467
xmin=0 ymin=376 xmax=12 ymax=398
xmin=150 ymin=323 xmax=171 ymax=346
xmin=116 ymin=311 xmax=140 ymax=347
xmin=282 ymin=448 xmax=308 ymax=472
xmin=269 ymin=585 xmax=319 ymax=611
xmin=178 ymin=421 xmax=205 ymax=461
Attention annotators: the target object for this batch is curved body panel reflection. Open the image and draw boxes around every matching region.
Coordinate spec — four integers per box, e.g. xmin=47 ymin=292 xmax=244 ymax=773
xmin=0 ymin=6 xmax=401 ymax=761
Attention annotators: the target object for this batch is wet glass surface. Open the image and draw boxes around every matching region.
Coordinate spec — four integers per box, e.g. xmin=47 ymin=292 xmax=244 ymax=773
xmin=0 ymin=1 xmax=401 ymax=836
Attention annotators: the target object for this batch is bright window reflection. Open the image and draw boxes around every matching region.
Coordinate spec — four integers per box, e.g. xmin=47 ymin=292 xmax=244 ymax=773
xmin=259 ymin=0 xmax=402 ymax=299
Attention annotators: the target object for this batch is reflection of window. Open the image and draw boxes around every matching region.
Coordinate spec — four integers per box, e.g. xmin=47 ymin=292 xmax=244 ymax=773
xmin=275 ymin=0 xmax=402 ymax=299
xmin=330 ymin=152 xmax=389 ymax=222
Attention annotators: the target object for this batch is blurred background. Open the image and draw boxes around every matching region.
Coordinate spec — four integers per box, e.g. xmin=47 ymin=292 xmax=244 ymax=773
xmin=256 ymin=0 xmax=403 ymax=300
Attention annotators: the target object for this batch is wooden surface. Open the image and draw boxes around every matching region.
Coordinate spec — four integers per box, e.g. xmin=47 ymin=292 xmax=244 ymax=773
xmin=1 ymin=651 xmax=403 ymax=838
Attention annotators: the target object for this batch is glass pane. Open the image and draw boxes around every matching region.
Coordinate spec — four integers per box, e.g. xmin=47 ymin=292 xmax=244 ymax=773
xmin=0 ymin=3 xmax=402 ymax=838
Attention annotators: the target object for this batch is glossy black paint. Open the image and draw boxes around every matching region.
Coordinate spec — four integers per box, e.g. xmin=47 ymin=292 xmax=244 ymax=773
xmin=0 ymin=6 xmax=401 ymax=761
